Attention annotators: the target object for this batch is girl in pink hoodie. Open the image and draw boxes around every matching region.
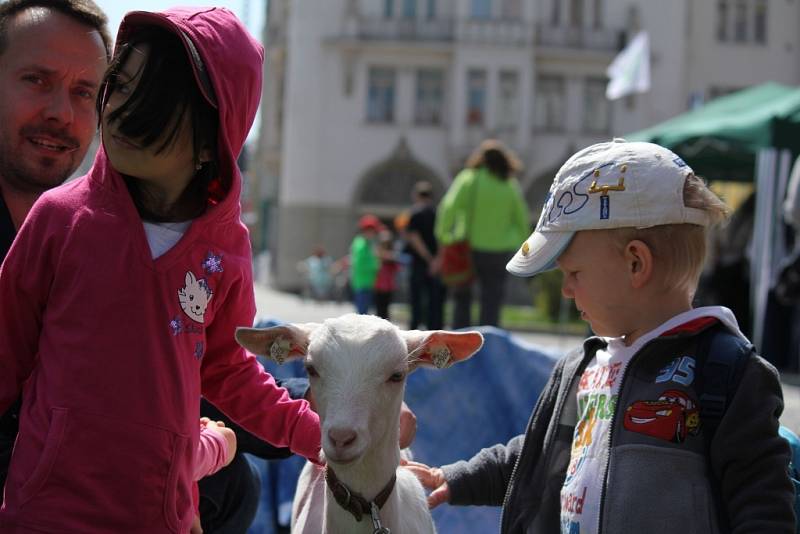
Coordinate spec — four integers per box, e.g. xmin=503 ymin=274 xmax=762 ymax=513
xmin=0 ymin=8 xmax=320 ymax=533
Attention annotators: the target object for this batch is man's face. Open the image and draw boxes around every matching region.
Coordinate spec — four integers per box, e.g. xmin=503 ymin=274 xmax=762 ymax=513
xmin=0 ymin=8 xmax=107 ymax=194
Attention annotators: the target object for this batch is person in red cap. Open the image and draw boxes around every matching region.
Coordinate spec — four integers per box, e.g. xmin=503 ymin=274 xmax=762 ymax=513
xmin=349 ymin=214 xmax=383 ymax=314
xmin=0 ymin=7 xmax=322 ymax=532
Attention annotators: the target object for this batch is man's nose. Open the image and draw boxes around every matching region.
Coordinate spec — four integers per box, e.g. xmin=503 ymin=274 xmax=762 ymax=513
xmin=43 ymin=87 xmax=74 ymax=125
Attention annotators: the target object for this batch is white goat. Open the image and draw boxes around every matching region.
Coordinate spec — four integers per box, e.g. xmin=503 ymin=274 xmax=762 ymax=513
xmin=235 ymin=313 xmax=483 ymax=534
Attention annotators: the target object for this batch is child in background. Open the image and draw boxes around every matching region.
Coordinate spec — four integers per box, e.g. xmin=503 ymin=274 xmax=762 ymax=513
xmin=375 ymin=229 xmax=401 ymax=320
xmin=0 ymin=8 xmax=320 ymax=532
xmin=407 ymin=140 xmax=795 ymax=533
xmin=350 ymin=214 xmax=382 ymax=314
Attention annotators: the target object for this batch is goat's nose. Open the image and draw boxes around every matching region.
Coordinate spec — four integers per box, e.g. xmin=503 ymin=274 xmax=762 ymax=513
xmin=328 ymin=427 xmax=357 ymax=449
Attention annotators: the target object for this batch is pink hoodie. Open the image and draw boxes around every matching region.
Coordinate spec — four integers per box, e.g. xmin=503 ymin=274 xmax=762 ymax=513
xmin=0 ymin=8 xmax=319 ymax=533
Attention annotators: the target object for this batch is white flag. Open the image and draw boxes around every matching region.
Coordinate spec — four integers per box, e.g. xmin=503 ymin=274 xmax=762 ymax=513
xmin=606 ymin=31 xmax=650 ymax=100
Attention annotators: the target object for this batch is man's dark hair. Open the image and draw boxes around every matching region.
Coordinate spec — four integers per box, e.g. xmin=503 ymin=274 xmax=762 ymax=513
xmin=99 ymin=25 xmax=220 ymax=222
xmin=0 ymin=0 xmax=111 ymax=60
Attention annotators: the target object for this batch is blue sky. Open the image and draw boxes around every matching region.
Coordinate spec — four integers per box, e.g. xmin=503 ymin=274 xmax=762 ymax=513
xmin=96 ymin=1 xmax=267 ymax=143
xmin=97 ymin=1 xmax=265 ymax=41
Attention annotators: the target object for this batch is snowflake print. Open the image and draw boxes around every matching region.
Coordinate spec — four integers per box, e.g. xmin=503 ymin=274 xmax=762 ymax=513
xmin=170 ymin=316 xmax=184 ymax=336
xmin=202 ymin=251 xmax=224 ymax=275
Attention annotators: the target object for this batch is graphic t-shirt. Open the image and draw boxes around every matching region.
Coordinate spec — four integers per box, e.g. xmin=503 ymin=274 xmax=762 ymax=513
xmin=558 ymin=307 xmax=745 ymax=534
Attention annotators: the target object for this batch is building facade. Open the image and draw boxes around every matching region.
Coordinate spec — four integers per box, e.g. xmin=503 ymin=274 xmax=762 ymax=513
xmin=253 ymin=0 xmax=800 ymax=290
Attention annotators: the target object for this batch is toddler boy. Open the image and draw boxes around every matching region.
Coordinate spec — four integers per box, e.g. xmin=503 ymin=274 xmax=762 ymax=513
xmin=407 ymin=139 xmax=795 ymax=533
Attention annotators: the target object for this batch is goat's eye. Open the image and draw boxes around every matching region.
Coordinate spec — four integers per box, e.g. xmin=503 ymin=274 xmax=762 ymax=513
xmin=388 ymin=372 xmax=405 ymax=383
xmin=305 ymin=365 xmax=319 ymax=378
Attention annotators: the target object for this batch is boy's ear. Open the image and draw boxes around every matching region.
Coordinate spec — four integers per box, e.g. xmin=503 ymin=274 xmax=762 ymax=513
xmin=625 ymin=239 xmax=653 ymax=288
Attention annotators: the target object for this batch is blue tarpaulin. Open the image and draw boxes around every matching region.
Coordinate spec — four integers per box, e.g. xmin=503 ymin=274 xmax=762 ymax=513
xmin=245 ymin=323 xmax=563 ymax=534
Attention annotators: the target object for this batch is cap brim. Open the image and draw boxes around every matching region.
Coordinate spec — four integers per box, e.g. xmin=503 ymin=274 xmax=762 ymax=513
xmin=506 ymin=230 xmax=574 ymax=277
xmin=118 ymin=11 xmax=218 ymax=108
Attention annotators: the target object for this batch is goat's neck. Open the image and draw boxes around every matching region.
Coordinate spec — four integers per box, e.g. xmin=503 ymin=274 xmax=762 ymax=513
xmin=327 ymin=425 xmax=400 ymax=502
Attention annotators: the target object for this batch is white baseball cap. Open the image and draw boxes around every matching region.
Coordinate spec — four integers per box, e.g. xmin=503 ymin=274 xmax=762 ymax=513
xmin=506 ymin=139 xmax=712 ymax=277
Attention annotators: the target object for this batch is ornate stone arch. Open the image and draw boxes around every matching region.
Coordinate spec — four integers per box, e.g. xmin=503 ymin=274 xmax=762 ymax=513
xmin=353 ymin=137 xmax=445 ymax=219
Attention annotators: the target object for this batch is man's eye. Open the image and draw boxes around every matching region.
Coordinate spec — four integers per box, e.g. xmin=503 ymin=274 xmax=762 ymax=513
xmin=22 ymin=74 xmax=45 ymax=86
xmin=74 ymin=88 xmax=96 ymax=100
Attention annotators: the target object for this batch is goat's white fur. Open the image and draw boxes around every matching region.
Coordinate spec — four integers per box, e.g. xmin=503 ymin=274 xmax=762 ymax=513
xmin=236 ymin=314 xmax=483 ymax=534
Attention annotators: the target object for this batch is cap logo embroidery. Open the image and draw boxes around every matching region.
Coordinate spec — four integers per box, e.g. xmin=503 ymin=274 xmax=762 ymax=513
xmin=521 ymin=241 xmax=530 ymax=256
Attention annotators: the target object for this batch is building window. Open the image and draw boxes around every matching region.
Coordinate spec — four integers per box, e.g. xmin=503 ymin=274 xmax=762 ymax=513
xmin=533 ymin=75 xmax=565 ymax=132
xmin=734 ymin=0 xmax=747 ymax=42
xmin=501 ymin=0 xmax=522 ymax=19
xmin=367 ymin=67 xmax=396 ymax=123
xmin=466 ymin=69 xmax=487 ymax=126
xmin=584 ymin=77 xmax=611 ymax=133
xmin=384 ymin=0 xmax=394 ymax=18
xmin=427 ymin=0 xmax=436 ymax=19
xmin=497 ymin=70 xmax=520 ymax=131
xmin=551 ymin=0 xmax=561 ymax=26
xmin=471 ymin=0 xmax=492 ymax=19
xmin=717 ymin=0 xmax=728 ymax=41
xmin=415 ymin=68 xmax=444 ymax=125
xmin=593 ymin=0 xmax=602 ymax=29
xmin=570 ymin=0 xmax=584 ymax=27
xmin=402 ymin=0 xmax=417 ymax=19
xmin=754 ymin=0 xmax=767 ymax=44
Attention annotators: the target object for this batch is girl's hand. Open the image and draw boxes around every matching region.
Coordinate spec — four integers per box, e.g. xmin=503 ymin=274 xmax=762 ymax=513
xmin=203 ymin=420 xmax=237 ymax=466
xmin=400 ymin=460 xmax=450 ymax=509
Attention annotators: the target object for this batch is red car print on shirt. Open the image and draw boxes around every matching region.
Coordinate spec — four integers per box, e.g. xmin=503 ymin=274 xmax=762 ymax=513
xmin=623 ymin=389 xmax=701 ymax=443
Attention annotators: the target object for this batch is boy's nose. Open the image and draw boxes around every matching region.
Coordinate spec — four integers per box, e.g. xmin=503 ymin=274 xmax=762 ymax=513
xmin=561 ymin=280 xmax=574 ymax=299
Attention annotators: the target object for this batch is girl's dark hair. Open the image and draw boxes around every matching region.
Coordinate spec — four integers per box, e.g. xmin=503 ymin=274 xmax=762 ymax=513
xmin=98 ymin=26 xmax=220 ymax=222
xmin=465 ymin=139 xmax=522 ymax=180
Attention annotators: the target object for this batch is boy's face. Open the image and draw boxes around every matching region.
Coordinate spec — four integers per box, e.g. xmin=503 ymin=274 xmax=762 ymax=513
xmin=556 ymin=230 xmax=636 ymax=338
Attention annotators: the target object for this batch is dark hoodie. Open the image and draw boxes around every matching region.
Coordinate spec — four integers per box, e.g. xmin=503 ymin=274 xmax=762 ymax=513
xmin=0 ymin=8 xmax=320 ymax=533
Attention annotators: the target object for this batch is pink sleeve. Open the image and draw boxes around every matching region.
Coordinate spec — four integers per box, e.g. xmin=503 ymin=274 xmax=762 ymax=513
xmin=193 ymin=426 xmax=229 ymax=481
xmin=0 ymin=198 xmax=56 ymax=414
xmin=200 ymin=252 xmax=321 ymax=463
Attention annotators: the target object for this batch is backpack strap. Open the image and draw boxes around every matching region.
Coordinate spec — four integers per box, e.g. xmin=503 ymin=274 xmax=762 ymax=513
xmin=698 ymin=325 xmax=754 ymax=441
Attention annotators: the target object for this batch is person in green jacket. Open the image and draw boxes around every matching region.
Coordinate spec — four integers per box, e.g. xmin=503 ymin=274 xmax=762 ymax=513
xmin=436 ymin=140 xmax=530 ymax=328
xmin=350 ymin=214 xmax=383 ymax=314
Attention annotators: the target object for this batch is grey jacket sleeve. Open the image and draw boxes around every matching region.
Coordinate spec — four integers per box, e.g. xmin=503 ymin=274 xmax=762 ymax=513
xmin=711 ymin=354 xmax=795 ymax=533
xmin=442 ymin=434 xmax=525 ymax=507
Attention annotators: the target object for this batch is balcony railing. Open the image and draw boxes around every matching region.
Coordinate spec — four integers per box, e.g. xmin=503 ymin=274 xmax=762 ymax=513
xmin=355 ymin=17 xmax=455 ymax=42
xmin=535 ymin=24 xmax=621 ymax=52
xmin=456 ymin=18 xmax=532 ymax=46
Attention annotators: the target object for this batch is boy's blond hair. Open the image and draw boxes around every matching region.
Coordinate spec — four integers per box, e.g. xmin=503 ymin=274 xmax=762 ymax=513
xmin=608 ymin=174 xmax=730 ymax=295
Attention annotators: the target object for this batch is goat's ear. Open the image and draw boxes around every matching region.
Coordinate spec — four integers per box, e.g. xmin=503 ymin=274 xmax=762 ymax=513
xmin=235 ymin=323 xmax=318 ymax=365
xmin=404 ymin=330 xmax=484 ymax=371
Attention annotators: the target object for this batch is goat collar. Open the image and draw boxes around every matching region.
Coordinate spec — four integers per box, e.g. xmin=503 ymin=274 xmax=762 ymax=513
xmin=325 ymin=465 xmax=396 ymax=522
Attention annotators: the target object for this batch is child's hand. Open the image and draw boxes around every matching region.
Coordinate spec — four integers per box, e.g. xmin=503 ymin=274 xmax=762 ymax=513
xmin=201 ymin=419 xmax=237 ymax=466
xmin=401 ymin=460 xmax=450 ymax=509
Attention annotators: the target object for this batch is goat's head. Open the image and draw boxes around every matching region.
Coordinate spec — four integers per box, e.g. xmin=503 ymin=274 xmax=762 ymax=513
xmin=236 ymin=314 xmax=483 ymax=465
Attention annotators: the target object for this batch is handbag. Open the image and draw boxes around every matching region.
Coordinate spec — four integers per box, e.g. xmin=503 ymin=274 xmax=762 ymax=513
xmin=440 ymin=240 xmax=474 ymax=287
xmin=440 ymin=173 xmax=478 ymax=288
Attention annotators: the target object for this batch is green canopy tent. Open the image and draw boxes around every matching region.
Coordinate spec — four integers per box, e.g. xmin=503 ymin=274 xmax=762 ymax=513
xmin=627 ymin=82 xmax=800 ymax=182
xmin=629 ymin=82 xmax=800 ymax=363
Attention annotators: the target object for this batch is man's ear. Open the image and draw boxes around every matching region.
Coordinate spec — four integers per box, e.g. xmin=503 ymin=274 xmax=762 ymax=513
xmin=624 ymin=239 xmax=653 ymax=289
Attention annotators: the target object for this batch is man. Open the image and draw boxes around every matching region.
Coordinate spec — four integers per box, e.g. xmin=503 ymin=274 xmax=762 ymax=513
xmin=405 ymin=181 xmax=444 ymax=330
xmin=0 ymin=0 xmax=110 ymax=491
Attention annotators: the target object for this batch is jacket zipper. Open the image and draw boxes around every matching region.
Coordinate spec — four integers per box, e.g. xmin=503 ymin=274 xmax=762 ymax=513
xmin=595 ymin=339 xmax=660 ymax=533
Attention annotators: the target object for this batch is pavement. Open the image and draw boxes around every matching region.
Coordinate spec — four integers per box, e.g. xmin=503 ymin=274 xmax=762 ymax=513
xmin=252 ymin=282 xmax=800 ymax=435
